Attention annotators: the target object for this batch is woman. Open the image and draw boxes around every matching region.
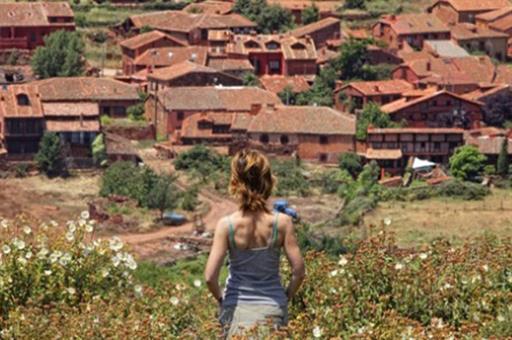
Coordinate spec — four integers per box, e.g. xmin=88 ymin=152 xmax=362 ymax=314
xmin=204 ymin=149 xmax=305 ymax=338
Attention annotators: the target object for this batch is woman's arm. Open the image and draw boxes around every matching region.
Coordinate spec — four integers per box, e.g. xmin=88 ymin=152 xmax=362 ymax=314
xmin=282 ymin=216 xmax=305 ymax=300
xmin=204 ymin=218 xmax=229 ymax=303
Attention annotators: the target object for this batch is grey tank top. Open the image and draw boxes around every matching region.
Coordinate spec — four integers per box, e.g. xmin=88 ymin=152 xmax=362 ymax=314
xmin=222 ymin=213 xmax=287 ymax=307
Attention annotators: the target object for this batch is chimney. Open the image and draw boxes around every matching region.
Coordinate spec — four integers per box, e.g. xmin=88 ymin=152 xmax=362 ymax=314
xmin=373 ymin=85 xmax=379 ymax=92
xmin=250 ymin=103 xmax=262 ymax=115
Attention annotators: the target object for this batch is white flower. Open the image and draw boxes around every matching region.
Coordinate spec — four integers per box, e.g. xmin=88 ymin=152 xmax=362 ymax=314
xmin=23 ymin=226 xmax=31 ymax=235
xmin=0 ymin=220 xmax=8 ymax=229
xmin=37 ymin=248 xmax=49 ymax=259
xmin=170 ymin=296 xmax=179 ymax=306
xmin=312 ymin=326 xmax=322 ymax=338
xmin=383 ymin=217 xmax=392 ymax=226
xmin=419 ymin=253 xmax=428 ymax=260
xmin=17 ymin=257 xmax=27 ymax=265
xmin=81 ymin=211 xmax=90 ymax=220
xmin=330 ymin=270 xmax=338 ymax=277
xmin=59 ymin=253 xmax=72 ymax=266
xmin=394 ymin=263 xmax=404 ymax=271
xmin=101 ymin=269 xmax=110 ymax=278
xmin=126 ymin=257 xmax=137 ymax=271
xmin=85 ymin=224 xmax=94 ymax=233
xmin=112 ymin=255 xmax=121 ymax=267
xmin=49 ymin=251 xmax=62 ymax=263
xmin=2 ymin=245 xmax=11 ymax=254
xmin=497 ymin=315 xmax=505 ymax=322
xmin=338 ymin=256 xmax=348 ymax=266
xmin=50 ymin=220 xmax=58 ymax=227
xmin=65 ymin=232 xmax=74 ymax=242
xmin=66 ymin=287 xmax=76 ymax=295
xmin=25 ymin=251 xmax=32 ymax=259
xmin=13 ymin=238 xmax=25 ymax=250
xmin=193 ymin=279 xmax=202 ymax=288
xmin=507 ymin=276 xmax=512 ymax=284
xmin=109 ymin=237 xmax=123 ymax=252
xmin=443 ymin=283 xmax=452 ymax=290
xmin=472 ymin=274 xmax=482 ymax=283
xmin=482 ymin=264 xmax=489 ymax=272
xmin=68 ymin=223 xmax=76 ymax=234
xmin=329 ymin=287 xmax=337 ymax=294
xmin=44 ymin=270 xmax=52 ymax=276
xmin=134 ymin=285 xmax=143 ymax=297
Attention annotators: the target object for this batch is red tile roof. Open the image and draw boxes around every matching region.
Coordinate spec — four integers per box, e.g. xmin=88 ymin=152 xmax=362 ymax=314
xmin=207 ymin=58 xmax=254 ymax=72
xmin=134 ymin=46 xmax=208 ymax=67
xmin=368 ymin=127 xmax=465 ymax=134
xmin=128 ymin=11 xmax=256 ymax=33
xmin=290 ymin=17 xmax=340 ymax=38
xmin=120 ymin=31 xmax=186 ymax=50
xmin=180 ymin=112 xmax=235 ymax=140
xmin=435 ymin=0 xmax=511 ymax=12
xmin=46 ymin=120 xmax=100 ymax=132
xmin=227 ymin=34 xmax=317 ymax=60
xmin=34 ymin=77 xmax=139 ymax=102
xmin=489 ymin=14 xmax=512 ymax=31
xmin=466 ymin=135 xmax=512 ymax=154
xmin=336 ymin=79 xmax=413 ymax=96
xmin=476 ymin=6 xmax=512 ymax=21
xmin=147 ymin=60 xmax=240 ymax=82
xmin=365 ymin=148 xmax=402 ymax=160
xmin=260 ymin=75 xmax=310 ymax=94
xmin=160 ymin=86 xmax=282 ymax=111
xmin=316 ymin=46 xmax=339 ymax=65
xmin=0 ymin=84 xmax=43 ymax=118
xmin=378 ymin=13 xmax=450 ymax=35
xmin=42 ymin=102 xmax=99 ymax=117
xmin=463 ymin=84 xmax=511 ymax=101
xmin=184 ymin=0 xmax=233 ymax=15
xmin=451 ymin=23 xmax=508 ymax=40
xmin=0 ymin=2 xmax=74 ymax=27
xmin=247 ymin=105 xmax=355 ymax=135
xmin=267 ymin=0 xmax=342 ymax=12
xmin=381 ymin=90 xmax=482 ymax=114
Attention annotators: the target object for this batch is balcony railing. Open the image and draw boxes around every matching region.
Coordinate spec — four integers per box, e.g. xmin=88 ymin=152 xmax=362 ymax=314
xmin=0 ymin=37 xmax=29 ymax=49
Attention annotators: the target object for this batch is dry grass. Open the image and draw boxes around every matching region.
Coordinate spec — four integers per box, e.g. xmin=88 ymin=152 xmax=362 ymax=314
xmin=364 ymin=189 xmax=512 ymax=247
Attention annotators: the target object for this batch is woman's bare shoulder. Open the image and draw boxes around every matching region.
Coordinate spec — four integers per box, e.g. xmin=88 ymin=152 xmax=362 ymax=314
xmin=275 ymin=212 xmax=293 ymax=231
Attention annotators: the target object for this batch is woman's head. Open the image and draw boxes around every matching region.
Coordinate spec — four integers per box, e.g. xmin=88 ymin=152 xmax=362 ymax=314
xmin=229 ymin=149 xmax=275 ymax=212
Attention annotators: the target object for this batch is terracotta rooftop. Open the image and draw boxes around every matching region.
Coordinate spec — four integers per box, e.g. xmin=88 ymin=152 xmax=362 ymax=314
xmin=260 ymin=75 xmax=310 ymax=94
xmin=227 ymin=34 xmax=317 ymax=60
xmin=423 ymin=40 xmax=470 ymax=58
xmin=134 ymin=46 xmax=208 ymax=67
xmin=489 ymin=14 xmax=512 ymax=31
xmin=105 ymin=133 xmax=140 ymax=157
xmin=316 ymin=47 xmax=339 ymax=65
xmin=159 ymin=86 xmax=282 ymax=111
xmin=343 ymin=28 xmax=370 ymax=39
xmin=128 ymin=11 xmax=256 ymax=33
xmin=336 ymin=79 xmax=413 ymax=96
xmin=231 ymin=112 xmax=253 ymax=130
xmin=381 ymin=90 xmax=482 ymax=114
xmin=147 ymin=60 xmax=239 ymax=82
xmin=451 ymin=23 xmax=508 ymax=40
xmin=290 ymin=17 xmax=340 ymax=38
xmin=42 ymin=102 xmax=99 ymax=117
xmin=247 ymin=105 xmax=355 ymax=135
xmin=46 ymin=120 xmax=100 ymax=133
xmin=0 ymin=2 xmax=74 ymax=27
xmin=34 ymin=77 xmax=139 ymax=102
xmin=184 ymin=0 xmax=233 ymax=15
xmin=476 ymin=6 xmax=512 ymax=21
xmin=0 ymin=84 xmax=43 ymax=118
xmin=378 ymin=13 xmax=450 ymax=35
xmin=180 ymin=112 xmax=235 ymax=140
xmin=120 ymin=31 xmax=186 ymax=50
xmin=433 ymin=0 xmax=511 ymax=12
xmin=365 ymin=148 xmax=403 ymax=160
xmin=368 ymin=127 xmax=465 ymax=134
xmin=467 ymin=135 xmax=512 ymax=154
xmin=207 ymin=58 xmax=254 ymax=72
xmin=267 ymin=0 xmax=342 ymax=12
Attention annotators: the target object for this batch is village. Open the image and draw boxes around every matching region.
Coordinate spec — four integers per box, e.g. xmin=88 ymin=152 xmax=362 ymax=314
xmin=1 ymin=0 xmax=512 ymax=262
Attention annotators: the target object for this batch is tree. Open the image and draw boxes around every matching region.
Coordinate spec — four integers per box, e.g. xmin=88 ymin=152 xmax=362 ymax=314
xmin=278 ymin=85 xmax=298 ymax=105
xmin=35 ymin=132 xmax=68 ymax=178
xmin=344 ymin=0 xmax=366 ymax=9
xmin=297 ymin=65 xmax=338 ymax=106
xmin=301 ymin=4 xmax=319 ymax=25
xmin=449 ymin=145 xmax=487 ymax=182
xmin=482 ymin=94 xmax=512 ymax=127
xmin=147 ymin=175 xmax=178 ymax=218
xmin=339 ymin=152 xmax=362 ymax=178
xmin=127 ymin=103 xmax=145 ymax=121
xmin=497 ymin=137 xmax=509 ymax=176
xmin=242 ymin=72 xmax=260 ymax=87
xmin=333 ymin=38 xmax=374 ymax=81
xmin=91 ymin=134 xmax=107 ymax=167
xmin=356 ymin=102 xmax=393 ymax=140
xmin=233 ymin=0 xmax=293 ymax=33
xmin=31 ymin=30 xmax=85 ymax=79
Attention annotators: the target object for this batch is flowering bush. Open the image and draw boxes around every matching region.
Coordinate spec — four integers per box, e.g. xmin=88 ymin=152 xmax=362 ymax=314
xmin=1 ymin=217 xmax=511 ymax=339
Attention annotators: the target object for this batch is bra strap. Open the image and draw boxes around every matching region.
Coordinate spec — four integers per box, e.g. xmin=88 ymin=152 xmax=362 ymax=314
xmin=228 ymin=217 xmax=236 ymax=249
xmin=271 ymin=213 xmax=279 ymax=248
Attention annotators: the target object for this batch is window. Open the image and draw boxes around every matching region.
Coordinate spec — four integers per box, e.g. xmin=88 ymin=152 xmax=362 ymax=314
xmin=434 ymin=142 xmax=441 ymax=151
xmin=198 ymin=121 xmax=212 ymax=129
xmin=319 ymin=153 xmax=328 ymax=162
xmin=259 ymin=134 xmax=269 ymax=144
xmin=268 ymin=60 xmax=280 ymax=73
xmin=177 ymin=111 xmax=184 ymax=121
xmin=30 ymin=32 xmax=36 ymax=42
xmin=266 ymin=41 xmax=280 ymax=50
xmin=16 ymin=94 xmax=30 ymax=106
xmin=319 ymin=135 xmax=328 ymax=144
xmin=280 ymin=135 xmax=289 ymax=145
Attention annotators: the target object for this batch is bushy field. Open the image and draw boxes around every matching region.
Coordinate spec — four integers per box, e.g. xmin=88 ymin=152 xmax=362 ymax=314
xmin=0 ymin=215 xmax=511 ymax=339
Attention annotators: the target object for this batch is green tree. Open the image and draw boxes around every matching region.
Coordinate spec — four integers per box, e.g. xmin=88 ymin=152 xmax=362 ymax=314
xmin=91 ymin=134 xmax=107 ymax=167
xmin=147 ymin=175 xmax=178 ymax=218
xmin=127 ymin=104 xmax=145 ymax=121
xmin=181 ymin=186 xmax=200 ymax=211
xmin=356 ymin=102 xmax=393 ymax=140
xmin=497 ymin=137 xmax=509 ymax=176
xmin=242 ymin=72 xmax=260 ymax=87
xmin=233 ymin=0 xmax=293 ymax=33
xmin=31 ymin=30 xmax=85 ymax=78
xmin=301 ymin=4 xmax=319 ymax=25
xmin=333 ymin=38 xmax=374 ymax=80
xmin=344 ymin=0 xmax=366 ymax=9
xmin=449 ymin=145 xmax=487 ymax=182
xmin=339 ymin=152 xmax=362 ymax=178
xmin=297 ymin=65 xmax=338 ymax=106
xmin=278 ymin=85 xmax=297 ymax=105
xmin=35 ymin=132 xmax=68 ymax=178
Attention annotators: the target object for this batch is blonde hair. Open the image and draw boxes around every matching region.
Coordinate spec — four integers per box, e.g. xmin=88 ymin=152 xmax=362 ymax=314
xmin=229 ymin=149 xmax=275 ymax=212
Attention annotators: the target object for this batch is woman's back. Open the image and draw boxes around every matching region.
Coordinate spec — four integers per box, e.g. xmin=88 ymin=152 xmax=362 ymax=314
xmin=223 ymin=212 xmax=287 ymax=308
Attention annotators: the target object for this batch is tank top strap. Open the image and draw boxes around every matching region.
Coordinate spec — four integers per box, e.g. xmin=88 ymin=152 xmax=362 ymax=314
xmin=270 ymin=213 xmax=279 ymax=248
xmin=228 ymin=217 xmax=236 ymax=250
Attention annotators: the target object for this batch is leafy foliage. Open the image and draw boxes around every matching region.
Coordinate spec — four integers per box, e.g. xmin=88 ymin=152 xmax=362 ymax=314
xmin=343 ymin=0 xmax=366 ymax=9
xmin=174 ymin=145 xmax=230 ymax=184
xmin=301 ymin=4 xmax=319 ymax=25
xmin=233 ymin=0 xmax=294 ymax=33
xmin=272 ymin=160 xmax=311 ymax=197
xmin=91 ymin=134 xmax=107 ymax=167
xmin=482 ymin=94 xmax=512 ymax=127
xmin=35 ymin=132 xmax=68 ymax=178
xmin=278 ymin=85 xmax=298 ymax=105
xmin=339 ymin=152 xmax=363 ymax=178
xmin=356 ymin=102 xmax=397 ymax=140
xmin=147 ymin=175 xmax=179 ymax=217
xmin=297 ymin=65 xmax=338 ymax=106
xmin=381 ymin=180 xmax=490 ymax=202
xmin=242 ymin=71 xmax=261 ymax=87
xmin=31 ymin=30 xmax=85 ymax=78
xmin=449 ymin=145 xmax=487 ymax=182
xmin=497 ymin=138 xmax=509 ymax=176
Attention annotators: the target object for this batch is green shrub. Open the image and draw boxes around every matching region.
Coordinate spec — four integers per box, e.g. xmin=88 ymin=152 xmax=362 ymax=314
xmin=449 ymin=145 xmax=487 ymax=182
xmin=91 ymin=134 xmax=107 ymax=167
xmin=174 ymin=145 xmax=229 ymax=183
xmin=14 ymin=164 xmax=29 ymax=178
xmin=339 ymin=152 xmax=362 ymax=178
xmin=35 ymin=132 xmax=68 ymax=178
xmin=272 ymin=160 xmax=311 ymax=197
xmin=181 ymin=186 xmax=200 ymax=211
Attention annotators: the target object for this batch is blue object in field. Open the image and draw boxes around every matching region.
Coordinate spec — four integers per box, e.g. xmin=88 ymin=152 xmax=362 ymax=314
xmin=284 ymin=207 xmax=298 ymax=220
xmin=162 ymin=211 xmax=186 ymax=226
xmin=273 ymin=199 xmax=289 ymax=212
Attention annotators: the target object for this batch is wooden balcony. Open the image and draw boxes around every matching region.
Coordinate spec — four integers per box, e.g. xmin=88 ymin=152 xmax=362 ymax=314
xmin=0 ymin=37 xmax=29 ymax=50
